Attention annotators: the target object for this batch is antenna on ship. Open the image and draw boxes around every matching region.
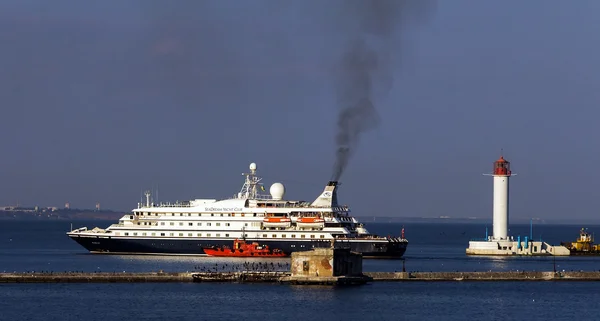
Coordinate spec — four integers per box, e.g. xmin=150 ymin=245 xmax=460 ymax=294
xmin=144 ymin=190 xmax=151 ymax=208
xmin=238 ymin=162 xmax=262 ymax=200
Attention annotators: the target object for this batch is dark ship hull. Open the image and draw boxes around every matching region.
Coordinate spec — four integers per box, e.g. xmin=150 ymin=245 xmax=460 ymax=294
xmin=69 ymin=235 xmax=407 ymax=258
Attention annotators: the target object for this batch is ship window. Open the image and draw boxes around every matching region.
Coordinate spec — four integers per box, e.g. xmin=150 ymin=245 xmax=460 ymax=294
xmin=142 ymin=233 xmax=147 ymax=236
xmin=207 ymin=233 xmax=211 ymax=237
xmin=225 ymin=234 xmax=229 ymax=237
xmin=301 ymin=235 xmax=306 ymax=238
xmin=211 ymin=214 xmax=214 ymax=216
xmin=207 ymin=223 xmax=211 ymax=226
xmin=220 ymin=214 xmax=223 ymax=217
xmin=216 ymin=233 xmax=221 ymax=237
xmin=171 ymin=213 xmax=174 ymax=216
xmin=180 ymin=213 xmax=183 ymax=216
xmin=263 ymin=234 xmax=267 ymax=237
xmin=130 ymin=216 xmax=133 ymax=219
xmin=310 ymin=235 xmax=315 ymax=238
xmin=272 ymin=234 xmax=277 ymax=238
xmin=216 ymin=223 xmax=221 ymax=226
xmin=151 ymin=233 xmax=155 ymax=236
xmin=197 ymin=233 xmax=201 ymax=237
xmin=137 ymin=222 xmax=140 ymax=225
xmin=253 ymin=213 xmax=257 ymax=217
xmin=245 ymin=223 xmax=248 ymax=227
xmin=179 ymin=233 xmax=183 ymax=236
xmin=227 ymin=213 xmax=231 ymax=217
xmin=241 ymin=213 xmax=245 ymax=217
xmin=320 ymin=235 xmax=325 ymax=239
xmin=188 ymin=223 xmax=193 ymax=226
xmin=197 ymin=223 xmax=202 ymax=226
xmin=133 ymin=232 xmax=138 ymax=236
xmin=188 ymin=213 xmax=191 ymax=216
xmin=225 ymin=223 xmax=230 ymax=227
xmin=179 ymin=222 xmax=183 ymax=226
xmin=125 ymin=232 xmax=129 ymax=236
xmin=170 ymin=233 xmax=174 ymax=236
xmin=291 ymin=234 xmax=296 ymax=238
xmin=160 ymin=222 xmax=165 ymax=226
xmin=161 ymin=233 xmax=165 ymax=236
xmin=170 ymin=222 xmax=174 ymax=226
xmin=188 ymin=233 xmax=192 ymax=237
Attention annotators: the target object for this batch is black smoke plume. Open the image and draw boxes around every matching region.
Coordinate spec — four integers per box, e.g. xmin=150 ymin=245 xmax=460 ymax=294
xmin=330 ymin=0 xmax=436 ymax=181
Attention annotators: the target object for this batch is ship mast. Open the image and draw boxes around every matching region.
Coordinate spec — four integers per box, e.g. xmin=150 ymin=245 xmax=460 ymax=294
xmin=238 ymin=162 xmax=262 ymax=200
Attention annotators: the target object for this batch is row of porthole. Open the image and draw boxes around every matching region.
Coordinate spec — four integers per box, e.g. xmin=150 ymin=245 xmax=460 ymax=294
xmin=117 ymin=232 xmax=328 ymax=239
xmin=137 ymin=213 xmax=263 ymax=217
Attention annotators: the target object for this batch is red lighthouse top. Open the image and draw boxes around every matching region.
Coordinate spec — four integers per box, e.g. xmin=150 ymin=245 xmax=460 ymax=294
xmin=493 ymin=156 xmax=511 ymax=176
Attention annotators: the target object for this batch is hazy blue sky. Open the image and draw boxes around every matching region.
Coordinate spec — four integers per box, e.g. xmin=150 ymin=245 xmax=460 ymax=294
xmin=1 ymin=0 xmax=598 ymax=222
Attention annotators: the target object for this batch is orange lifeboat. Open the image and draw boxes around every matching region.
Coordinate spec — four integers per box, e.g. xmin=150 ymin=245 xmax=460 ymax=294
xmin=262 ymin=216 xmax=291 ymax=228
xmin=296 ymin=217 xmax=325 ymax=229
xmin=203 ymin=239 xmax=287 ymax=257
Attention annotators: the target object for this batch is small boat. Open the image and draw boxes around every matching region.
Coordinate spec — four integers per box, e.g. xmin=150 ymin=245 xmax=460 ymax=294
xmin=561 ymin=228 xmax=600 ymax=255
xmin=203 ymin=239 xmax=287 ymax=257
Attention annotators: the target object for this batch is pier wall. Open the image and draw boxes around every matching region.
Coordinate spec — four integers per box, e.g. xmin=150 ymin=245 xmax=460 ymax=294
xmin=364 ymin=271 xmax=600 ymax=281
xmin=3 ymin=271 xmax=600 ymax=283
xmin=0 ymin=272 xmax=193 ymax=283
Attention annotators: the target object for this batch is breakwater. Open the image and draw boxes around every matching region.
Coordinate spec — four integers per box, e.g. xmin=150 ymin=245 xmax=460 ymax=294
xmin=2 ymin=271 xmax=600 ymax=283
xmin=0 ymin=272 xmax=193 ymax=283
xmin=365 ymin=271 xmax=600 ymax=281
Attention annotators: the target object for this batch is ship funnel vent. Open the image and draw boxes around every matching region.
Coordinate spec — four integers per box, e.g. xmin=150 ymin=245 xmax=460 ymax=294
xmin=311 ymin=181 xmax=339 ymax=207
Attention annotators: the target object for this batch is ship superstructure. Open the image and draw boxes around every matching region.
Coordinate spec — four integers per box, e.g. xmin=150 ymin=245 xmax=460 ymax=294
xmin=68 ymin=163 xmax=407 ymax=258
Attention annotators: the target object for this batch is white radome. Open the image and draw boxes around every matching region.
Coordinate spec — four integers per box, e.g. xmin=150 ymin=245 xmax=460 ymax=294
xmin=270 ymin=182 xmax=285 ymax=200
xmin=249 ymin=162 xmax=257 ymax=171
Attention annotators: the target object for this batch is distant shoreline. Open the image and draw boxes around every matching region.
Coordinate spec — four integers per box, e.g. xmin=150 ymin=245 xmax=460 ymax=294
xmin=0 ymin=210 xmax=597 ymax=225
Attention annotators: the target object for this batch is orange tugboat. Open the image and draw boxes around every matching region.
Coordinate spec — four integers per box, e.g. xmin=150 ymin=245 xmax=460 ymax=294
xmin=203 ymin=239 xmax=288 ymax=257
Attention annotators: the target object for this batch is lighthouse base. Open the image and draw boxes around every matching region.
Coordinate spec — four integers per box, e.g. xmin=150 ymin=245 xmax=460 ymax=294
xmin=466 ymin=240 xmax=570 ymax=256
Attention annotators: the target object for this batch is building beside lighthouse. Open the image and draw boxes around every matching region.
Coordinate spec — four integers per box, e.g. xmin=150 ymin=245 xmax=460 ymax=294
xmin=466 ymin=155 xmax=570 ymax=256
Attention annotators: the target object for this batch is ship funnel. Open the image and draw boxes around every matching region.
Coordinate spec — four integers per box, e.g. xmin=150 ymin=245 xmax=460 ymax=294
xmin=310 ymin=181 xmax=339 ymax=207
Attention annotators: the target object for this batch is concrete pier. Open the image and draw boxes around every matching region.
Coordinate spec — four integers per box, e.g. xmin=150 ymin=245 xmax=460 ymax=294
xmin=0 ymin=272 xmax=193 ymax=283
xmin=364 ymin=271 xmax=600 ymax=281
xmin=2 ymin=271 xmax=600 ymax=283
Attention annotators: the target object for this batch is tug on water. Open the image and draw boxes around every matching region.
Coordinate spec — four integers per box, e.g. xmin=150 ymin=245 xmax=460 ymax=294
xmin=67 ymin=163 xmax=408 ymax=258
xmin=561 ymin=228 xmax=600 ymax=255
xmin=203 ymin=238 xmax=287 ymax=257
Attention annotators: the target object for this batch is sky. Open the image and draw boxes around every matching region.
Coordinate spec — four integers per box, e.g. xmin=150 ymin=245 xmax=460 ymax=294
xmin=0 ymin=0 xmax=599 ymax=222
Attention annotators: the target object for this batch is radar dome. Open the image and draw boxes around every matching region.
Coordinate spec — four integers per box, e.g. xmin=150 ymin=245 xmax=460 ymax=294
xmin=249 ymin=163 xmax=257 ymax=171
xmin=269 ymin=183 xmax=285 ymax=200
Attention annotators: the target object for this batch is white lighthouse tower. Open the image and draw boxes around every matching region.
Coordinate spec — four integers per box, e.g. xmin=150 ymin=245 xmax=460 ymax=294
xmin=491 ymin=156 xmax=511 ymax=240
xmin=466 ymin=154 xmax=570 ymax=256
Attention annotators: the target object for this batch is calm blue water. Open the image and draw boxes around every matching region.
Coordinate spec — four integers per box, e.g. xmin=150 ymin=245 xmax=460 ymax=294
xmin=2 ymin=220 xmax=600 ymax=320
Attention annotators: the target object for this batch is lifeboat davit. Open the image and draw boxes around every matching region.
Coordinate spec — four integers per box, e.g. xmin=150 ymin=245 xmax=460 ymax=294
xmin=262 ymin=217 xmax=291 ymax=228
xmin=296 ymin=217 xmax=325 ymax=229
xmin=202 ymin=239 xmax=287 ymax=257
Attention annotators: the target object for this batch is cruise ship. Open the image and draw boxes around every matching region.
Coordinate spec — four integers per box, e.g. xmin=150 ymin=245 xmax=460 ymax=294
xmin=67 ymin=163 xmax=408 ymax=258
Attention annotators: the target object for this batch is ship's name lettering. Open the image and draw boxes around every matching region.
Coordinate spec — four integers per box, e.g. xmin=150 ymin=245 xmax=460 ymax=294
xmin=204 ymin=207 xmax=243 ymax=212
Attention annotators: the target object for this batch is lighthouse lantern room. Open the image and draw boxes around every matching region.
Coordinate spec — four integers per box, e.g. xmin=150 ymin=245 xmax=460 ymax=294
xmin=492 ymin=156 xmax=511 ymax=240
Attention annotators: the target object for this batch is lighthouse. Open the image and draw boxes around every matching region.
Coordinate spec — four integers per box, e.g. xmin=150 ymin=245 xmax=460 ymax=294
xmin=466 ymin=154 xmax=571 ymax=256
xmin=491 ymin=156 xmax=511 ymax=240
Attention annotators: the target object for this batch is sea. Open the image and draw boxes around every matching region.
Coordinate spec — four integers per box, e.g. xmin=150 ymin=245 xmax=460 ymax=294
xmin=1 ymin=220 xmax=600 ymax=320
